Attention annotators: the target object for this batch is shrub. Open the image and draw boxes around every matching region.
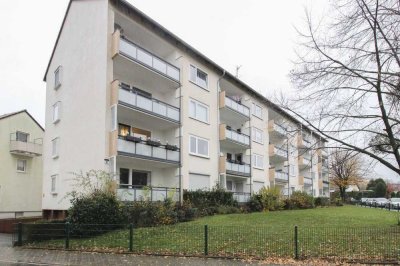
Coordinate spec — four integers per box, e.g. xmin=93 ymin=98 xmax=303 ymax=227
xmin=247 ymin=187 xmax=284 ymax=211
xmin=183 ymin=186 xmax=237 ymax=208
xmin=284 ymin=191 xmax=314 ymax=210
xmin=332 ymin=198 xmax=344 ymax=206
xmin=314 ymin=197 xmax=330 ymax=207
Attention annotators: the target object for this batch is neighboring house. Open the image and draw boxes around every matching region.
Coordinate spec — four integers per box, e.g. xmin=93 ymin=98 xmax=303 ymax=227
xmin=42 ymin=0 xmax=329 ymax=218
xmin=0 ymin=110 xmax=44 ymax=219
xmin=345 ymin=185 xmax=360 ymax=193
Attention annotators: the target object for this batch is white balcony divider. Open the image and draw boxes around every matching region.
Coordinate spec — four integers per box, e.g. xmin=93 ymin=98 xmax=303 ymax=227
xmin=119 ymin=37 xmax=180 ymax=82
xmin=117 ymin=138 xmax=179 ymax=163
xmin=226 ymin=161 xmax=251 ymax=176
xmin=225 ymin=127 xmax=250 ymax=146
xmin=225 ymin=97 xmax=250 ymax=117
xmin=119 ymin=87 xmax=179 ymax=122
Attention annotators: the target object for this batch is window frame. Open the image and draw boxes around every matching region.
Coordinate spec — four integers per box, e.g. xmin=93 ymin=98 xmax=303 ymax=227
xmin=52 ymin=101 xmax=61 ymax=123
xmin=189 ymin=64 xmax=209 ymax=90
xmin=51 ymin=174 xmax=58 ymax=194
xmin=252 ymin=154 xmax=264 ymax=169
xmin=16 ymin=159 xmax=27 ymax=173
xmin=54 ymin=66 xmax=62 ymax=89
xmin=252 ymin=103 xmax=263 ymax=119
xmin=52 ymin=137 xmax=59 ymax=159
xmin=189 ymin=135 xmax=209 ymax=158
xmin=189 ymin=98 xmax=209 ymax=124
xmin=252 ymin=127 xmax=264 ymax=144
xmin=16 ymin=131 xmax=29 ymax=142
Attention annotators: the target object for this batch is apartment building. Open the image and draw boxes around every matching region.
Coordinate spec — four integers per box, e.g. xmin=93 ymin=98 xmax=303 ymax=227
xmin=42 ymin=0 xmax=329 ymax=216
xmin=0 ymin=110 xmax=43 ymax=219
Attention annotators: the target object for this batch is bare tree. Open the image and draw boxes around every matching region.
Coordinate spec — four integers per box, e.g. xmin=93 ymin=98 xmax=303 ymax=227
xmin=283 ymin=0 xmax=400 ymax=176
xmin=330 ymin=150 xmax=364 ymax=201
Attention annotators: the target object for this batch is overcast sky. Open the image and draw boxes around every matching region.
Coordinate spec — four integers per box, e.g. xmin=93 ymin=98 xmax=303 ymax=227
xmin=0 ymin=0 xmax=396 ymax=181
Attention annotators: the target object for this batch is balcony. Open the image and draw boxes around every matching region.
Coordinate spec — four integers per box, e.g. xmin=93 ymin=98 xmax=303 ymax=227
xmin=298 ymin=156 xmax=311 ymax=168
xmin=9 ymin=134 xmax=42 ymax=157
xmin=117 ymin=185 xmax=179 ymax=202
xmin=219 ymin=156 xmax=251 ymax=177
xmin=317 ymin=148 xmax=328 ymax=158
xmin=269 ymin=168 xmax=288 ymax=183
xmin=117 ymin=136 xmax=179 ymax=166
xmin=269 ymin=144 xmax=287 ymax=162
xmin=297 ymin=135 xmax=312 ymax=149
xmin=219 ymin=91 xmax=250 ymax=125
xmin=304 ymin=177 xmax=313 ymax=186
xmin=112 ymin=30 xmax=180 ymax=90
xmin=219 ymin=124 xmax=250 ymax=149
xmin=115 ymin=81 xmax=180 ymax=128
xmin=232 ymin=192 xmax=251 ymax=203
xmin=268 ymin=120 xmax=286 ymax=136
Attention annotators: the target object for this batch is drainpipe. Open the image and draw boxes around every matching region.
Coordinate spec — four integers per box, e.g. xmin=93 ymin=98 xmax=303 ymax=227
xmin=217 ymin=70 xmax=226 ymax=189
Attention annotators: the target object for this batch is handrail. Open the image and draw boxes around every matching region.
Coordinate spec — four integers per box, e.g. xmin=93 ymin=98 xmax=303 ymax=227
xmin=225 ymin=126 xmax=250 ymax=138
xmin=224 ymin=96 xmax=250 ymax=117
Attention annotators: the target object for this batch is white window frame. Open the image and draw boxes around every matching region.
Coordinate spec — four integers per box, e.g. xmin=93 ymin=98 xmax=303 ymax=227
xmin=252 ymin=154 xmax=264 ymax=169
xmin=51 ymin=174 xmax=58 ymax=194
xmin=16 ymin=159 xmax=27 ymax=173
xmin=252 ymin=127 xmax=263 ymax=144
xmin=189 ymin=98 xmax=209 ymax=123
xmin=52 ymin=137 xmax=59 ymax=159
xmin=52 ymin=102 xmax=61 ymax=123
xmin=252 ymin=103 xmax=263 ymax=119
xmin=189 ymin=64 xmax=208 ymax=89
xmin=54 ymin=66 xmax=62 ymax=89
xmin=189 ymin=135 xmax=209 ymax=158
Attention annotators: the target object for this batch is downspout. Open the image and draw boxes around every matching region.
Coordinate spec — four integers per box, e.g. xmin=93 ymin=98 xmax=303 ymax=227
xmin=217 ymin=70 xmax=226 ymax=189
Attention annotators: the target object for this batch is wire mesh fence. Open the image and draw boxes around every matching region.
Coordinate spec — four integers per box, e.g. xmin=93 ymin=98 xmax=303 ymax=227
xmin=12 ymin=222 xmax=400 ymax=263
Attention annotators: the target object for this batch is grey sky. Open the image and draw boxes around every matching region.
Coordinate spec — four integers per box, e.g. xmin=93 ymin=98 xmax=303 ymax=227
xmin=0 ymin=0 xmax=396 ymax=181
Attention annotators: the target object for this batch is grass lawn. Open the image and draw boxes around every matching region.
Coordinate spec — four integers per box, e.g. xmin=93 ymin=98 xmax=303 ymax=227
xmin=26 ymin=206 xmax=400 ymax=260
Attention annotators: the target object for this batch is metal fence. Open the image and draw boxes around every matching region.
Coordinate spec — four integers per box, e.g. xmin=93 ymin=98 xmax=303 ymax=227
xmin=12 ymin=222 xmax=400 ymax=263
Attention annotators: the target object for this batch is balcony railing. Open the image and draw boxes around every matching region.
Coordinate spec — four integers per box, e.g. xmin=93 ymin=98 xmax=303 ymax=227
xmin=304 ymin=177 xmax=313 ymax=185
xmin=225 ymin=126 xmax=250 ymax=146
xmin=226 ymin=160 xmax=251 ymax=177
xmin=225 ymin=96 xmax=250 ymax=117
xmin=275 ymin=171 xmax=288 ymax=182
xmin=269 ymin=121 xmax=286 ymax=135
xmin=118 ymin=84 xmax=180 ymax=123
xmin=9 ymin=133 xmax=42 ymax=157
xmin=117 ymin=136 xmax=179 ymax=164
xmin=303 ymin=157 xmax=311 ymax=166
xmin=232 ymin=192 xmax=251 ymax=203
xmin=119 ymin=36 xmax=180 ymax=82
xmin=117 ymin=185 xmax=179 ymax=201
xmin=270 ymin=145 xmax=287 ymax=158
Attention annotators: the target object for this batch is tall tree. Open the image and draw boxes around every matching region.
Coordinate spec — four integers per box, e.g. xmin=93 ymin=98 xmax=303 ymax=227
xmin=330 ymin=150 xmax=364 ymax=201
xmin=285 ymin=0 xmax=400 ymax=176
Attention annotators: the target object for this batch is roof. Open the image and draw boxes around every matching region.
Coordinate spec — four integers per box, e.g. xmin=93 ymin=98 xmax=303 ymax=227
xmin=0 ymin=109 xmax=45 ymax=131
xmin=43 ymin=0 xmax=326 ymax=142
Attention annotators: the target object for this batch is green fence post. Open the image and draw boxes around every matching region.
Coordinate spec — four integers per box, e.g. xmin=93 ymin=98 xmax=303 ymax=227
xmin=294 ymin=225 xmax=299 ymax=260
xmin=129 ymin=224 xmax=133 ymax=252
xmin=204 ymin=225 xmax=208 ymax=256
xmin=65 ymin=222 xmax=70 ymax=249
xmin=17 ymin=222 xmax=22 ymax=246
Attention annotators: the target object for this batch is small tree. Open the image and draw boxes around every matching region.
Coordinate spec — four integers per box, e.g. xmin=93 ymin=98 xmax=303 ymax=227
xmin=367 ymin=178 xmax=387 ymax=197
xmin=330 ymin=150 xmax=364 ymax=201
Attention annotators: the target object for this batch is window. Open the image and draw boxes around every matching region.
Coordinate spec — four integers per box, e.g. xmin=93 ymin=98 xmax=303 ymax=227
xmin=119 ymin=168 xmax=129 ymax=187
xmin=189 ymin=135 xmax=209 ymax=157
xmin=252 ymin=103 xmax=263 ymax=119
xmin=52 ymin=137 xmax=59 ymax=158
xmin=17 ymin=159 xmax=26 ymax=172
xmin=132 ymin=171 xmax=148 ymax=187
xmin=118 ymin=124 xmax=131 ymax=137
xmin=252 ymin=127 xmax=263 ymax=144
xmin=190 ymin=65 xmax=208 ymax=89
xmin=51 ymin=175 xmax=58 ymax=193
xmin=189 ymin=99 xmax=209 ymax=123
xmin=54 ymin=66 xmax=62 ymax=89
xmin=226 ymin=180 xmax=233 ymax=191
xmin=252 ymin=154 xmax=264 ymax=169
xmin=53 ymin=102 xmax=61 ymax=123
xmin=16 ymin=131 xmax=29 ymax=142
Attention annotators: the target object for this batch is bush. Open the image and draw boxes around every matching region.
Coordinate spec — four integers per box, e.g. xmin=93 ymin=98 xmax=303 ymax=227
xmin=247 ymin=187 xmax=284 ymax=212
xmin=314 ymin=197 xmax=330 ymax=207
xmin=332 ymin=198 xmax=344 ymax=206
xmin=284 ymin=191 xmax=314 ymax=210
xmin=183 ymin=186 xmax=237 ymax=208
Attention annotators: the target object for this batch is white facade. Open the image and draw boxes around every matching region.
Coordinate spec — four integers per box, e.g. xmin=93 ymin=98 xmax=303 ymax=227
xmin=42 ymin=0 xmax=329 ymax=214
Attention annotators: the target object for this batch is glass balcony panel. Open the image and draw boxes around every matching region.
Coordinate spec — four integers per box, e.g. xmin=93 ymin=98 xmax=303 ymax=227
xmin=152 ymin=146 xmax=166 ymax=160
xmin=137 ymin=49 xmax=153 ymax=67
xmin=136 ymin=142 xmax=152 ymax=157
xmin=119 ymin=39 xmax=137 ymax=59
xmin=167 ymin=65 xmax=180 ymax=81
xmin=167 ymin=106 xmax=179 ymax=121
xmin=167 ymin=150 xmax=179 ymax=161
xmin=153 ymin=101 xmax=167 ymax=117
xmin=136 ymin=94 xmax=152 ymax=111
xmin=119 ymin=88 xmax=136 ymax=106
xmin=153 ymin=57 xmax=167 ymax=74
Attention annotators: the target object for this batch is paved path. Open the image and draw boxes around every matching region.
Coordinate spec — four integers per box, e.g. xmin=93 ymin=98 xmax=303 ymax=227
xmin=0 ymin=234 xmax=256 ymax=266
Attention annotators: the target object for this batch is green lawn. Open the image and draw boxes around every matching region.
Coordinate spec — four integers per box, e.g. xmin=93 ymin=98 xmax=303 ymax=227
xmin=26 ymin=206 xmax=400 ymax=260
